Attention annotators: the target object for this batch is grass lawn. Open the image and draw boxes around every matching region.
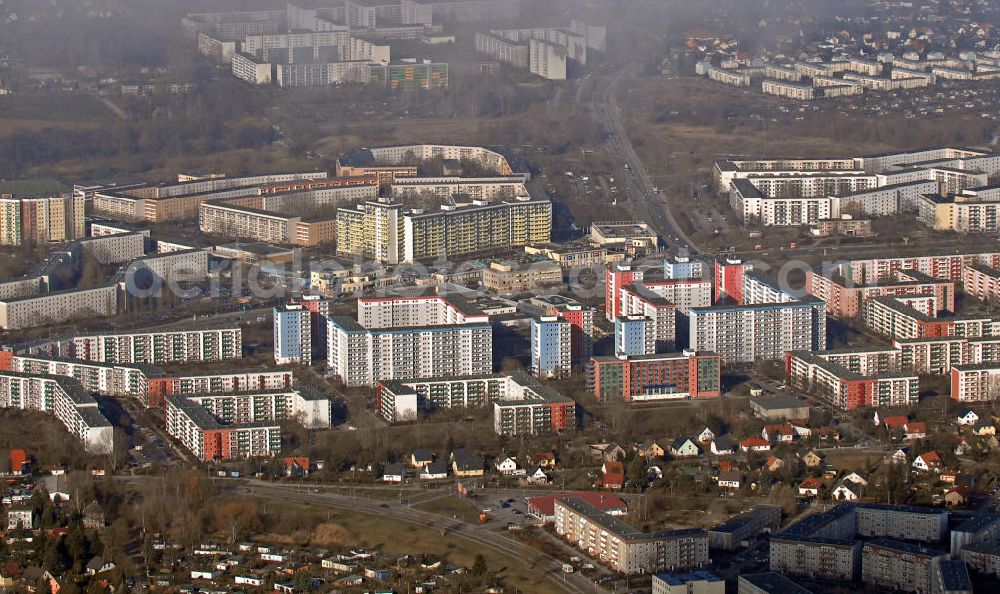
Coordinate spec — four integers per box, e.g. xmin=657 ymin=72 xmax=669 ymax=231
xmin=0 ymin=177 xmax=68 ymax=196
xmin=0 ymin=94 xmax=115 ymax=123
xmin=268 ymin=501 xmax=567 ymax=594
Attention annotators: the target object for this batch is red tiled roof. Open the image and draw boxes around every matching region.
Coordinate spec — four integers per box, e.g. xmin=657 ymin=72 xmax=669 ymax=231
xmin=883 ymin=416 xmax=908 ymax=428
xmin=526 ymin=492 xmax=627 ymax=517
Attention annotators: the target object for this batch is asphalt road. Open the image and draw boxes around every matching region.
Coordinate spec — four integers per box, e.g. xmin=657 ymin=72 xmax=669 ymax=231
xmin=591 ymin=68 xmax=700 ymax=256
xmin=239 ymin=482 xmax=604 ymax=594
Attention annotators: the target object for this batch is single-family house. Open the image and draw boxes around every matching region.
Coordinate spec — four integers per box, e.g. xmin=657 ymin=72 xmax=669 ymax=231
xmin=670 ymin=437 xmax=700 ymax=458
xmin=638 ymin=440 xmax=666 ymax=459
xmin=718 ymin=470 xmax=744 ymax=489
xmin=798 ymin=477 xmax=824 ymax=497
xmin=972 ymin=420 xmax=996 ymax=436
xmin=283 ymin=456 xmax=310 ymax=476
xmin=602 ymin=461 xmax=625 ymax=490
xmin=85 ymin=557 xmax=115 ymax=576
xmin=528 ymin=467 xmax=551 ymax=484
xmin=832 ymin=479 xmax=864 ymax=501
xmin=382 ymin=463 xmax=406 ymax=483
xmin=904 ymin=422 xmax=927 ymax=440
xmin=956 ymin=408 xmax=980 ymax=426
xmin=411 ymin=449 xmax=435 ymax=468
xmin=801 ymin=450 xmax=824 ymax=468
xmin=841 ymin=471 xmax=868 ymax=486
xmin=82 ymin=501 xmax=105 ymax=530
xmin=711 ymin=436 xmax=735 ymax=456
xmin=740 ymin=438 xmax=771 ymax=453
xmin=763 ymin=423 xmax=795 ymax=443
xmin=532 ymin=452 xmax=557 ymax=469
xmin=765 ymin=456 xmax=785 ymax=472
xmin=452 ymin=450 xmax=484 ymax=477
xmin=883 ymin=415 xmax=909 ymax=432
xmin=912 ymin=451 xmax=942 ymax=472
xmin=590 ymin=443 xmax=626 ymax=462
xmin=945 ymin=486 xmax=970 ymax=507
xmin=939 ymin=470 xmax=958 ymax=485
xmin=419 ymin=461 xmax=449 ymax=480
xmin=696 ymin=427 xmax=716 ymax=444
xmin=495 ymin=456 xmax=521 ymax=476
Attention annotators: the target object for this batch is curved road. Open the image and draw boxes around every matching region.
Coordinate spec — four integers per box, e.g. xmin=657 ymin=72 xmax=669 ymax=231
xmin=242 ymin=483 xmax=601 ymax=594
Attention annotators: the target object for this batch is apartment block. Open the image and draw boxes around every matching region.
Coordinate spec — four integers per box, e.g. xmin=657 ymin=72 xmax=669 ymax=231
xmin=834 ymin=252 xmax=1000 ymax=285
xmin=591 ymin=350 xmax=722 ymax=403
xmin=379 ymin=371 xmax=575 ymax=436
xmin=707 ymin=505 xmax=782 ymax=551
xmin=0 ymin=193 xmax=85 ymax=246
xmin=606 ymin=262 xmax=643 ymax=321
xmin=0 ymin=285 xmax=118 ymax=331
xmin=518 ymin=295 xmax=595 ymax=363
xmin=615 ymin=315 xmax=655 ymax=357
xmin=806 ymin=270 xmax=955 ymax=319
xmin=786 ymin=351 xmax=919 ymax=410
xmin=690 ymin=298 xmax=826 ymax=364
xmin=70 ymin=326 xmax=242 ymax=365
xmin=555 ymin=497 xmax=709 ymax=574
xmin=166 ymin=396 xmax=281 ymax=461
xmin=769 ymin=535 xmax=862 ymax=582
xmin=7 ymin=354 xmax=151 ymax=405
xmin=0 ymin=371 xmax=113 ymax=454
xmin=185 ymin=386 xmax=330 ymax=429
xmin=273 ymin=303 xmax=311 ymax=365
xmin=146 ymin=369 xmax=293 ymax=408
xmin=531 ymin=316 xmax=572 ymax=379
xmin=951 ymin=363 xmax=1000 ymax=402
xmin=861 ymin=539 xmax=945 ymax=594
xmin=327 ymin=303 xmax=492 ymax=387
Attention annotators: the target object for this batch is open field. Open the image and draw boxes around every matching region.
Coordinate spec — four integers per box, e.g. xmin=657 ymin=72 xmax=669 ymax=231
xmin=0 ymin=177 xmax=67 ymax=196
xmin=259 ymin=500 xmax=567 ymax=594
xmin=0 ymin=94 xmax=115 ymax=135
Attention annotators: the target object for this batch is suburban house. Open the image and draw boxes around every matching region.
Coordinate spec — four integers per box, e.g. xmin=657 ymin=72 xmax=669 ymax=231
xmin=740 ymin=438 xmax=771 ymax=453
xmin=801 ymin=450 xmax=824 ymax=468
xmin=532 ymin=452 xmax=557 ymax=468
xmin=696 ymin=427 xmax=716 ymax=443
xmin=711 ymin=436 xmax=735 ymax=456
xmin=495 ymin=457 xmax=522 ymax=476
xmin=972 ymin=420 xmax=996 ymax=436
xmin=762 ymin=423 xmax=795 ymax=443
xmin=904 ymin=422 xmax=927 ymax=440
xmin=638 ymin=440 xmax=666 ymax=458
xmin=382 ymin=463 xmax=406 ymax=483
xmin=452 ymin=449 xmax=484 ymax=477
xmin=945 ymin=486 xmax=970 ymax=507
xmin=419 ymin=461 xmax=448 ymax=480
xmin=956 ymin=408 xmax=980 ymax=426
xmin=670 ymin=437 xmax=700 ymax=458
xmin=283 ymin=457 xmax=310 ymax=477
xmin=718 ymin=470 xmax=744 ymax=489
xmin=85 ymin=557 xmax=115 ymax=576
xmin=798 ymin=477 xmax=824 ymax=497
xmin=841 ymin=471 xmax=868 ymax=486
xmin=590 ymin=443 xmax=626 ymax=462
xmin=602 ymin=461 xmax=625 ymax=490
xmin=832 ymin=479 xmax=864 ymax=501
xmin=883 ymin=415 xmax=909 ymax=432
xmin=765 ymin=456 xmax=785 ymax=472
xmin=889 ymin=448 xmax=909 ymax=464
xmin=82 ymin=501 xmax=105 ymax=529
xmin=411 ymin=449 xmax=435 ymax=468
xmin=912 ymin=451 xmax=942 ymax=472
xmin=528 ymin=468 xmax=551 ymax=484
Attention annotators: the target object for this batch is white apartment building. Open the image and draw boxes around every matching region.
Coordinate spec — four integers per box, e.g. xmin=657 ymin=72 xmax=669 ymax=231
xmin=0 ymin=285 xmax=119 ymax=331
xmin=327 ymin=316 xmax=493 ymax=386
xmin=762 ymin=79 xmax=815 ymax=100
xmin=0 ymin=371 xmax=113 ymax=454
xmin=71 ymin=326 xmax=242 ymax=365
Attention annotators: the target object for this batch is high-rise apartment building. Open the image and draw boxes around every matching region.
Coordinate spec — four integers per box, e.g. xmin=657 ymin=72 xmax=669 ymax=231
xmin=531 ymin=316 xmax=572 ymax=379
xmin=273 ymin=303 xmax=312 ymax=365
